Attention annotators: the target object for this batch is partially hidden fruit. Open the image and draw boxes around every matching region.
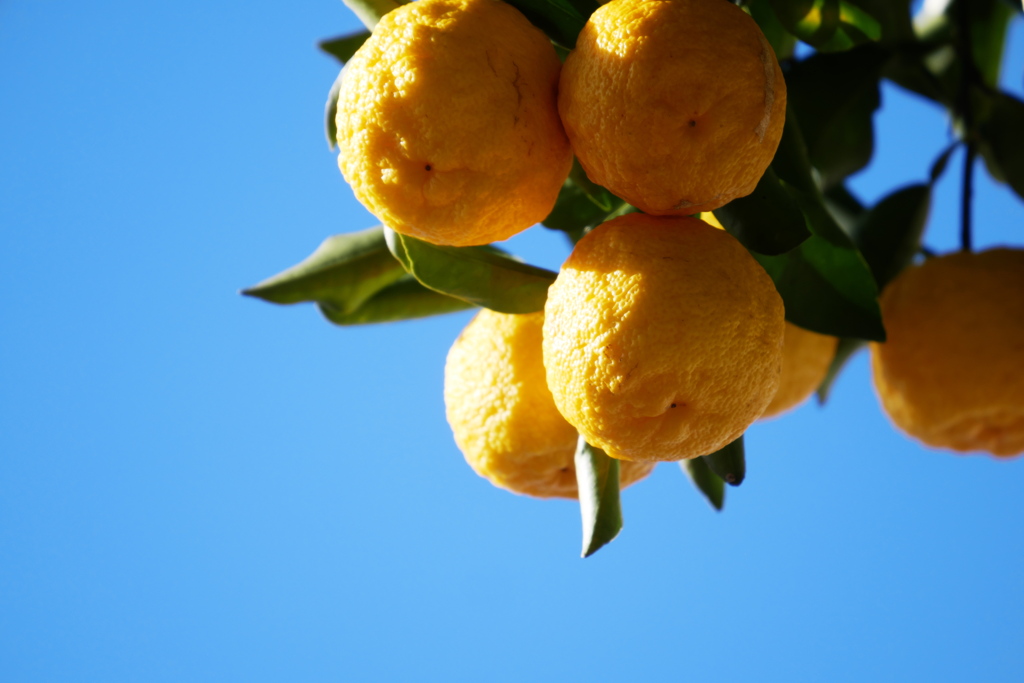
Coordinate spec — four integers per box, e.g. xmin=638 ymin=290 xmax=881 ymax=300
xmin=558 ymin=0 xmax=786 ymax=216
xmin=543 ymin=214 xmax=785 ymax=462
xmin=445 ymin=309 xmax=655 ymax=498
xmin=335 ymin=0 xmax=573 ymax=247
xmin=760 ymin=323 xmax=838 ymax=419
xmin=871 ymin=248 xmax=1024 ymax=457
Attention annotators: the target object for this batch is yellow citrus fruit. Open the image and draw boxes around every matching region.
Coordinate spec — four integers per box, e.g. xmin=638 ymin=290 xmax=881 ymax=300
xmin=445 ymin=309 xmax=655 ymax=498
xmin=558 ymin=0 xmax=786 ymax=216
xmin=335 ymin=0 xmax=573 ymax=247
xmin=871 ymin=248 xmax=1024 ymax=458
xmin=760 ymin=323 xmax=838 ymax=419
xmin=542 ymin=213 xmax=785 ymax=462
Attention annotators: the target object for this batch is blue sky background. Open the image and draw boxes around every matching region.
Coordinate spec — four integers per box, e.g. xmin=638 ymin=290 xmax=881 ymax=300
xmin=1 ymin=2 xmax=1022 ymax=681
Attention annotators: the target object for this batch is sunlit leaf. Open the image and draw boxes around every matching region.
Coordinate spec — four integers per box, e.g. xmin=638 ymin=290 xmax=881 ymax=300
xmin=769 ymin=0 xmax=841 ymax=48
xmin=384 ymin=229 xmax=557 ymax=313
xmin=242 ymin=227 xmax=406 ymax=314
xmin=682 ymin=457 xmax=725 ymax=511
xmin=319 ymin=276 xmax=473 ymax=325
xmin=575 ymin=438 xmax=623 ymax=558
xmin=701 ymin=435 xmax=745 ymax=487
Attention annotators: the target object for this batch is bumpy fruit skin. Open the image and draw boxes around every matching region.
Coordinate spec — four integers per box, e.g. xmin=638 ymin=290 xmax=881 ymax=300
xmin=558 ymin=0 xmax=786 ymax=216
xmin=543 ymin=214 xmax=785 ymax=462
xmin=871 ymin=249 xmax=1024 ymax=458
xmin=445 ymin=310 xmax=655 ymax=498
xmin=760 ymin=323 xmax=838 ymax=419
xmin=335 ymin=0 xmax=573 ymax=247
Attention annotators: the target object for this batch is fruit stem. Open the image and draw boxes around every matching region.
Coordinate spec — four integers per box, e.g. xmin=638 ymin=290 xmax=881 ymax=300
xmin=342 ymin=0 xmax=404 ymax=30
xmin=961 ymin=143 xmax=975 ymax=253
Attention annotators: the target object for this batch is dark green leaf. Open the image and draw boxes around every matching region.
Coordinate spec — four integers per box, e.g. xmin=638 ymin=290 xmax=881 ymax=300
xmin=812 ymin=1 xmax=882 ymax=52
xmin=786 ymin=45 xmax=885 ymax=187
xmin=822 ymin=183 xmax=866 ymax=237
xmin=770 ymin=108 xmax=818 ymax=195
xmin=978 ymin=92 xmax=1024 ymax=201
xmin=384 ymin=229 xmax=557 ymax=313
xmin=852 ymin=184 xmax=931 ymax=290
xmin=575 ymin=437 xmax=623 ymax=558
xmin=714 ymin=167 xmax=810 ymax=255
xmin=768 ymin=0 xmax=840 ymax=48
xmin=324 ymin=69 xmax=345 ymax=151
xmin=319 ymin=276 xmax=473 ymax=325
xmin=701 ymin=435 xmax=745 ymax=487
xmin=318 ymin=30 xmax=371 ymax=64
xmin=681 ymin=457 xmax=725 ymax=511
xmin=569 ymin=158 xmax=616 ymax=212
xmin=749 ymin=0 xmax=798 ymax=60
xmin=242 ymin=227 xmax=406 ymax=314
xmin=503 ymin=0 xmax=587 ymax=49
xmin=841 ymin=0 xmax=913 ymax=45
xmin=966 ymin=0 xmax=1015 ymax=88
xmin=542 ymin=178 xmax=613 ymax=242
xmin=929 ymin=142 xmax=959 ymax=184
xmin=816 ymin=337 xmax=864 ymax=404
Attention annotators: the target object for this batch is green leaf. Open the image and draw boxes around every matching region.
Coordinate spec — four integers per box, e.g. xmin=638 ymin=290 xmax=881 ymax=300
xmin=851 ymin=183 xmax=931 ymax=290
xmin=575 ymin=438 xmax=623 ymax=558
xmin=769 ymin=0 xmax=841 ymax=48
xmin=749 ymin=0 xmax=798 ymax=60
xmin=384 ymin=229 xmax=557 ymax=314
xmin=786 ymin=45 xmax=886 ymax=187
xmin=542 ymin=178 xmax=614 ymax=243
xmin=816 ymin=337 xmax=864 ymax=404
xmin=841 ymin=0 xmax=913 ymax=45
xmin=319 ymin=276 xmax=473 ymax=325
xmin=242 ymin=227 xmax=406 ymax=313
xmin=760 ymin=111 xmax=886 ymax=341
xmin=966 ymin=0 xmax=1015 ymax=88
xmin=822 ymin=183 xmax=866 ymax=236
xmin=503 ymin=0 xmax=588 ymax=49
xmin=324 ymin=69 xmax=345 ymax=151
xmin=714 ymin=167 xmax=810 ymax=256
xmin=701 ymin=435 xmax=746 ymax=487
xmin=978 ymin=92 xmax=1024 ymax=202
xmin=318 ymin=30 xmax=371 ymax=64
xmin=341 ymin=0 xmax=404 ymax=30
xmin=681 ymin=457 xmax=725 ymax=511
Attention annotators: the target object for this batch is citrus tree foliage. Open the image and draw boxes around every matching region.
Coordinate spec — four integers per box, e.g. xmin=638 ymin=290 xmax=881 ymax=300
xmin=245 ymin=0 xmax=1024 ymax=556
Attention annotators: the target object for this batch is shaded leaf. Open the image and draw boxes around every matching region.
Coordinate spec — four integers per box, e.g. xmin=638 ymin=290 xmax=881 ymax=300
xmin=714 ymin=167 xmax=810 ymax=256
xmin=324 ymin=68 xmax=345 ymax=150
xmin=575 ymin=438 xmax=623 ymax=558
xmin=681 ymin=457 xmax=725 ymax=511
xmin=701 ymin=435 xmax=746 ymax=487
xmin=852 ymin=183 xmax=931 ymax=290
xmin=504 ymin=0 xmax=587 ymax=49
xmin=929 ymin=141 xmax=959 ymax=184
xmin=842 ymin=0 xmax=913 ymax=45
xmin=542 ymin=178 xmax=615 ymax=243
xmin=319 ymin=276 xmax=472 ymax=325
xmin=569 ymin=158 xmax=617 ymax=212
xmin=769 ymin=0 xmax=841 ymax=48
xmin=384 ymin=229 xmax=557 ymax=314
xmin=822 ymin=183 xmax=866 ymax=237
xmin=749 ymin=0 xmax=798 ymax=60
xmin=816 ymin=337 xmax=865 ymax=404
xmin=786 ymin=45 xmax=886 ymax=187
xmin=978 ymin=92 xmax=1024 ymax=201
xmin=242 ymin=227 xmax=406 ymax=313
xmin=318 ymin=30 xmax=371 ymax=64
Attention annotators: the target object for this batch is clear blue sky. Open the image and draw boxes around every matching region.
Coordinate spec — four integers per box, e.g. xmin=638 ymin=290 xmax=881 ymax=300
xmin=1 ymin=2 xmax=1022 ymax=681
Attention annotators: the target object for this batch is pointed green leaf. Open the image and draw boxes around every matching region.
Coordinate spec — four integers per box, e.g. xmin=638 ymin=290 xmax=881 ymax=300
xmin=242 ymin=227 xmax=406 ymax=314
xmin=504 ymin=0 xmax=588 ymax=49
xmin=852 ymin=183 xmax=931 ymax=290
xmin=816 ymin=337 xmax=865 ymax=404
xmin=822 ymin=183 xmax=866 ymax=236
xmin=701 ymin=435 xmax=746 ymax=487
xmin=319 ymin=276 xmax=473 ymax=325
xmin=978 ymin=92 xmax=1024 ymax=202
xmin=575 ymin=438 xmax=623 ymax=558
xmin=714 ymin=167 xmax=811 ymax=256
xmin=318 ymin=30 xmax=371 ymax=64
xmin=786 ymin=45 xmax=885 ymax=187
xmin=384 ymin=229 xmax=557 ymax=314
xmin=342 ymin=0 xmax=404 ymax=30
xmin=542 ymin=177 xmax=616 ymax=241
xmin=681 ymin=457 xmax=725 ymax=511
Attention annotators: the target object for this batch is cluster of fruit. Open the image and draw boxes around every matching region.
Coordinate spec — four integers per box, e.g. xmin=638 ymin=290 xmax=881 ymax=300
xmin=327 ymin=0 xmax=1023 ymax=508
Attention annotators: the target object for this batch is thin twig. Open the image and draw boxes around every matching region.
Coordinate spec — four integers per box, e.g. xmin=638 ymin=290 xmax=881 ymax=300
xmin=961 ymin=145 xmax=976 ymax=252
xmin=954 ymin=0 xmax=980 ymax=253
